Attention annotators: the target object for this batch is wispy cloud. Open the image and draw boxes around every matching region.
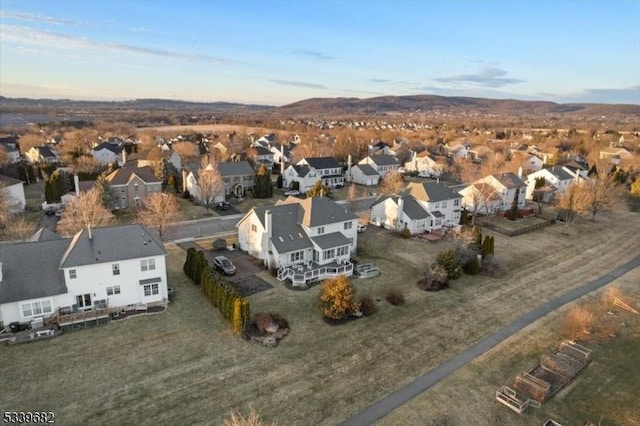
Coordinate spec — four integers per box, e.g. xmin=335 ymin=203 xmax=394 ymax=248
xmin=0 ymin=25 xmax=228 ymax=63
xmin=0 ymin=10 xmax=80 ymax=26
xmin=434 ymin=66 xmax=525 ymax=88
xmin=291 ymin=49 xmax=335 ymax=60
xmin=371 ymin=78 xmax=389 ymax=83
xmin=269 ymin=79 xmax=326 ymax=89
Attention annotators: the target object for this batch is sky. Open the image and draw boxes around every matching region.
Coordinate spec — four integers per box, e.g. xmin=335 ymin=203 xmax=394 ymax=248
xmin=1 ymin=0 xmax=639 ymax=106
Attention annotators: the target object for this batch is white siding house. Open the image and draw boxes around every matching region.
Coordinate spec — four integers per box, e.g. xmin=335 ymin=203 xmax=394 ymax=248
xmin=370 ymin=181 xmax=462 ymax=235
xmin=459 ymin=173 xmax=526 ymax=213
xmin=0 ymin=174 xmax=26 ymax=213
xmin=404 ymin=151 xmax=445 ymax=176
xmin=359 ymin=155 xmax=399 ymax=178
xmin=236 ymin=196 xmax=358 ymax=287
xmin=0 ymin=224 xmax=168 ymax=327
xmin=91 ymin=142 xmax=123 ymax=166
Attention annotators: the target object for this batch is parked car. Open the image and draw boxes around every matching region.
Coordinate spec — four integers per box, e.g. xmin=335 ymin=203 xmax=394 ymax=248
xmin=418 ymin=171 xmax=431 ymax=178
xmin=284 ymin=189 xmax=300 ymax=196
xmin=398 ymin=167 xmax=406 ymax=174
xmin=212 ymin=255 xmax=236 ymax=275
xmin=357 ymin=223 xmax=367 ymax=233
xmin=215 ymin=201 xmax=230 ymax=210
xmin=45 ymin=209 xmax=56 ymax=216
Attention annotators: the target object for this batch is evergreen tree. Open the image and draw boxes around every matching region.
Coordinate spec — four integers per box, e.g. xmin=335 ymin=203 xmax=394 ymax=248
xmin=253 ymin=164 xmax=273 ymax=198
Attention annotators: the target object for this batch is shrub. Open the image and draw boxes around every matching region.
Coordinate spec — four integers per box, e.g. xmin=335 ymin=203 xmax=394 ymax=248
xmin=386 ymin=288 xmax=405 ymax=306
xmin=463 ymin=256 xmax=481 ymax=275
xmin=399 ymin=227 xmax=411 ymax=239
xmin=182 ymin=189 xmax=191 ymax=199
xmin=480 ymin=255 xmax=508 ymax=278
xmin=417 ymin=264 xmax=449 ymax=291
xmin=436 ymin=249 xmax=462 ymax=280
xmin=255 ymin=312 xmax=274 ymax=333
xmin=561 ymin=305 xmax=594 ymax=341
xmin=358 ymin=294 xmax=376 ymax=316
xmin=319 ymin=275 xmax=360 ymax=319
xmin=269 ymin=311 xmax=289 ymax=329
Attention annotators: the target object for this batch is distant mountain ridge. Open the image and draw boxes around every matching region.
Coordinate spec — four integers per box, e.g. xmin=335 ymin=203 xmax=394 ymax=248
xmin=1 ymin=95 xmax=638 ymax=119
xmin=276 ymin=95 xmax=640 ymax=118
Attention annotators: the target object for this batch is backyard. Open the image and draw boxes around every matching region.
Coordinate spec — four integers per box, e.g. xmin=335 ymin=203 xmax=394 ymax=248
xmin=0 ymin=209 xmax=639 ymax=425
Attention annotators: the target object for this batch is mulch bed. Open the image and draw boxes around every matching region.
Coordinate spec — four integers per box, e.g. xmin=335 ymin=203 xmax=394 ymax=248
xmin=110 ymin=305 xmax=166 ymax=321
xmin=322 ymin=315 xmax=362 ymax=326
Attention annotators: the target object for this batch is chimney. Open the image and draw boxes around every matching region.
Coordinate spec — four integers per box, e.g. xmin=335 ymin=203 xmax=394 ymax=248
xmin=88 ymin=224 xmax=92 ymax=240
xmin=74 ymin=173 xmax=80 ymax=195
xmin=264 ymin=210 xmax=272 ymax=269
xmin=182 ymin=169 xmax=188 ymax=193
xmin=347 ymin=154 xmax=352 ymax=177
xmin=517 ymin=166 xmax=523 ymax=180
xmin=437 ymin=177 xmax=440 ymax=184
xmin=280 ymin=145 xmax=285 ymax=174
xmin=122 ymin=148 xmax=127 ymax=165
xmin=396 ymin=196 xmax=404 ymax=232
xmin=0 ymin=261 xmax=3 ymax=282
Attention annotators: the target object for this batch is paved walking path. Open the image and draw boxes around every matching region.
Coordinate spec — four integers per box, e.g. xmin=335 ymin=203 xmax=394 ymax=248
xmin=341 ymin=254 xmax=640 ymax=426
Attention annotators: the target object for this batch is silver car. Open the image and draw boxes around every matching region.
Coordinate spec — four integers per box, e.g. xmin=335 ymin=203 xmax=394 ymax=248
xmin=212 ymin=256 xmax=236 ymax=275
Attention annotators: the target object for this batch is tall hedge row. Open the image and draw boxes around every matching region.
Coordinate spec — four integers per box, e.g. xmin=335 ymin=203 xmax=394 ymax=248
xmin=183 ymin=249 xmax=250 ymax=334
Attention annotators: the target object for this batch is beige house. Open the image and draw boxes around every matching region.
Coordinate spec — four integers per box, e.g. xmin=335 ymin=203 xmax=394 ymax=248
xmin=105 ymin=166 xmax=162 ymax=209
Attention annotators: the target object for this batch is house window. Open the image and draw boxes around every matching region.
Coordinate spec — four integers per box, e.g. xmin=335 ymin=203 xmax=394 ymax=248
xmin=290 ymin=251 xmax=304 ymax=263
xmin=112 ymin=264 xmax=120 ymax=275
xmin=21 ymin=301 xmax=53 ymax=318
xmin=143 ymin=283 xmax=159 ymax=297
xmin=454 ymin=199 xmax=460 ymax=206
xmin=434 ymin=202 xmax=440 ymax=209
xmin=317 ymin=226 xmax=325 ymax=235
xmin=344 ymin=221 xmax=352 ymax=230
xmin=76 ymin=293 xmax=92 ymax=308
xmin=442 ymin=201 xmax=447 ymax=208
xmin=106 ymin=286 xmax=121 ymax=296
xmin=323 ymin=248 xmax=335 ymax=260
xmin=337 ymin=246 xmax=349 ymax=257
xmin=69 ymin=269 xmax=77 ymax=279
xmin=251 ymin=224 xmax=257 ymax=232
xmin=435 ymin=218 xmax=442 ymax=226
xmin=140 ymin=259 xmax=156 ymax=271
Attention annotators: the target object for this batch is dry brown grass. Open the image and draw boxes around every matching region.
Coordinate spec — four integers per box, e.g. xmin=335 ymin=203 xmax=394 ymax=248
xmin=0 ymin=209 xmax=639 ymax=425
xmin=560 ymin=305 xmax=595 ymax=341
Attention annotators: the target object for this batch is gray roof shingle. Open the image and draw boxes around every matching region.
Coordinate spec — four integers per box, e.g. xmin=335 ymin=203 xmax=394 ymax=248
xmin=28 ymin=228 xmax=62 ymax=242
xmin=311 ymin=232 xmax=351 ymax=249
xmin=368 ymin=155 xmax=398 ymax=166
xmin=218 ymin=161 xmax=255 ymax=177
xmin=59 ymin=224 xmax=166 ymax=268
xmin=0 ymin=239 xmax=69 ymax=303
xmin=302 ymin=157 xmax=341 ymax=170
xmin=352 ymin=164 xmax=378 ymax=176
xmin=404 ymin=181 xmax=461 ymax=203
xmin=106 ymin=166 xmax=161 ymax=185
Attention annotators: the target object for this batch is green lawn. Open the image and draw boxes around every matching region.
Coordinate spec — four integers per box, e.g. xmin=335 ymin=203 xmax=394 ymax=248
xmin=1 ymin=210 xmax=639 ymax=425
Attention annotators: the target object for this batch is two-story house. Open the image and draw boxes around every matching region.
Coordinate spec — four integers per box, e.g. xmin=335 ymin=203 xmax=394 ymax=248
xmin=0 ymin=224 xmax=168 ymax=328
xmin=404 ymin=151 xmax=445 ymax=177
xmin=359 ymin=155 xmax=399 ymax=179
xmin=105 ymin=166 xmax=162 ymax=209
xmin=218 ymin=161 xmax=255 ymax=198
xmin=91 ymin=142 xmax=124 ymax=166
xmin=283 ymin=157 xmax=344 ymax=191
xmin=25 ymin=146 xmax=59 ymax=164
xmin=0 ymin=136 xmax=22 ymax=164
xmin=524 ymin=166 xmax=582 ymax=202
xmin=297 ymin=157 xmax=344 ymax=188
xmin=236 ymin=196 xmax=358 ymax=288
xmin=459 ymin=172 xmax=526 ymax=213
xmin=370 ymin=181 xmax=462 ymax=235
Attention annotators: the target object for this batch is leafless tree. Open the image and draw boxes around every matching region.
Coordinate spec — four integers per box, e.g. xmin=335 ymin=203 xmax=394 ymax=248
xmin=574 ymin=171 xmax=624 ymax=220
xmin=0 ymin=146 xmax=9 ymax=167
xmin=2 ymin=215 xmax=36 ymax=241
xmin=172 ymin=141 xmax=199 ymax=160
xmin=18 ymin=133 xmax=44 ymax=154
xmin=347 ymin=183 xmax=357 ymax=211
xmin=198 ymin=159 xmax=225 ymax=214
xmin=380 ymin=171 xmax=404 ymax=195
xmin=57 ymin=190 xmax=115 ymax=236
xmin=136 ymin=192 xmax=181 ymax=240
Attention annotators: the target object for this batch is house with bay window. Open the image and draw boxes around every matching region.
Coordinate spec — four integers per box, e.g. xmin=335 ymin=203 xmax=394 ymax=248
xmin=236 ymin=196 xmax=358 ymax=288
xmin=0 ymin=224 xmax=168 ymax=328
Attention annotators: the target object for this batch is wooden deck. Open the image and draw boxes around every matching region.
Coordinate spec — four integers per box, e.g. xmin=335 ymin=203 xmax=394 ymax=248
xmin=47 ymin=308 xmax=110 ymax=327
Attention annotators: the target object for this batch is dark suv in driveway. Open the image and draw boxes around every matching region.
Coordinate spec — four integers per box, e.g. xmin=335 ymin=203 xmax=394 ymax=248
xmin=212 ymin=255 xmax=236 ymax=275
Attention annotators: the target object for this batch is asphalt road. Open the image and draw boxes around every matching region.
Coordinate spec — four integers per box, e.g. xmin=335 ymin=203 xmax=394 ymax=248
xmin=340 ymin=254 xmax=640 ymax=426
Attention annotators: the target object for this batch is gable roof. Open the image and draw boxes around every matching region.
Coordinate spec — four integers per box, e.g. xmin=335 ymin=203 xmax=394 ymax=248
xmin=491 ymin=172 xmax=524 ymax=189
xmin=249 ymin=204 xmax=312 ymax=253
xmin=311 ymin=232 xmax=351 ymax=249
xmin=28 ymin=227 xmax=62 ymax=242
xmin=0 ymin=174 xmax=23 ymax=186
xmin=280 ymin=196 xmax=357 ymax=227
xmin=0 ymin=239 xmax=69 ymax=303
xmin=253 ymin=146 xmax=273 ymax=156
xmin=92 ymin=142 xmax=122 ymax=154
xmin=399 ymin=195 xmax=431 ymax=220
xmin=302 ymin=157 xmax=340 ymax=170
xmin=352 ymin=164 xmax=378 ymax=176
xmin=545 ymin=166 xmax=574 ymax=181
xmin=290 ymin=164 xmax=312 ymax=178
xmin=59 ymin=224 xmax=166 ymax=268
xmin=367 ymin=155 xmax=398 ymax=166
xmin=106 ymin=166 xmax=161 ymax=185
xmin=32 ymin=146 xmax=57 ymax=158
xmin=404 ymin=181 xmax=461 ymax=203
xmin=217 ymin=161 xmax=254 ymax=177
